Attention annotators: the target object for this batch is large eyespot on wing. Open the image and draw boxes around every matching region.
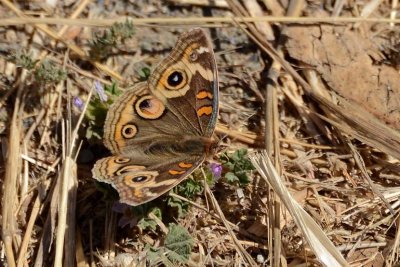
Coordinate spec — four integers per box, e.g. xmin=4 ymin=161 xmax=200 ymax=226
xmin=134 ymin=94 xmax=166 ymax=120
xmin=112 ymin=170 xmax=160 ymax=206
xmin=163 ymin=69 xmax=188 ymax=91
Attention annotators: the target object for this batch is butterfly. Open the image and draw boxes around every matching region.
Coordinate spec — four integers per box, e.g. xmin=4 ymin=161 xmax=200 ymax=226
xmin=92 ymin=28 xmax=219 ymax=206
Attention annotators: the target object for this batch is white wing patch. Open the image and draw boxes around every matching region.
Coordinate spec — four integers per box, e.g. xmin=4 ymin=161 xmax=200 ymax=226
xmin=197 ymin=46 xmax=209 ymax=54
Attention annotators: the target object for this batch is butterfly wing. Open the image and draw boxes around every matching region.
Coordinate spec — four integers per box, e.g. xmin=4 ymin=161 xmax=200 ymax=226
xmin=104 ymin=28 xmax=218 ymax=155
xmin=103 ymin=82 xmax=197 ymax=155
xmin=148 ymin=28 xmax=219 ymax=137
xmin=92 ymin=155 xmax=204 ymax=206
xmin=93 ymin=28 xmax=218 ymax=206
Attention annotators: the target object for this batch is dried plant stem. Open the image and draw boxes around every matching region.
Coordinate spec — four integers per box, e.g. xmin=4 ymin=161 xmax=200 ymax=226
xmin=279 ymin=138 xmax=334 ymax=149
xmin=2 ymin=16 xmax=400 ymax=27
xmin=54 ymin=82 xmax=92 ymax=265
xmin=169 ymin=192 xmax=257 ymax=241
xmin=348 ymin=142 xmax=393 ymax=214
xmin=75 ymin=229 xmax=89 ymax=267
xmin=1 ymin=0 xmax=123 ymax=81
xmin=1 ymin=70 xmax=26 ymax=267
xmin=36 ymin=0 xmax=91 ymax=65
xmin=227 ymin=1 xmax=288 ymax=265
xmin=54 ymin=153 xmax=79 ymax=265
xmin=203 ymin=181 xmax=258 ymax=266
xmin=148 ymin=212 xmax=169 ymax=234
xmin=251 ymin=151 xmax=349 ymax=266
xmin=169 ymin=0 xmax=228 ymax=8
xmin=216 ymin=124 xmax=257 ymax=144
xmin=16 ymin=196 xmax=41 ymax=267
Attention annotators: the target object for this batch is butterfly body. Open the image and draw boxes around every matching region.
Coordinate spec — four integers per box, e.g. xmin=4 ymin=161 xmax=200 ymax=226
xmin=92 ymin=28 xmax=219 ymax=206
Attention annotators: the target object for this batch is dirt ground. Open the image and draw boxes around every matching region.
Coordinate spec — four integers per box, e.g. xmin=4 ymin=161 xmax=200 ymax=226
xmin=1 ymin=0 xmax=400 ymax=266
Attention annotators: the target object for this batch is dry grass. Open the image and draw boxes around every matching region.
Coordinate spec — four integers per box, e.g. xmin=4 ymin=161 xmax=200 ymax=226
xmin=1 ymin=0 xmax=400 ymax=266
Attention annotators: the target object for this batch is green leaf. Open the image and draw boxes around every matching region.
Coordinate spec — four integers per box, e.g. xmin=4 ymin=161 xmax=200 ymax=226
xmin=166 ymin=197 xmax=189 ymax=218
xmin=146 ymin=245 xmax=175 ymax=267
xmin=104 ymin=82 xmax=122 ymax=96
xmin=145 ymin=224 xmax=193 ymax=265
xmin=204 ymin=168 xmax=215 ymax=184
xmin=237 ymin=172 xmax=250 ymax=184
xmin=164 ymin=224 xmax=193 ymax=263
xmin=220 ymin=149 xmax=254 ymax=186
xmin=146 ymin=245 xmax=161 ymax=263
xmin=138 ymin=67 xmax=151 ymax=81
xmin=85 ymin=82 xmax=122 ymax=142
xmin=137 ymin=217 xmax=157 ymax=231
xmin=10 ymin=50 xmax=36 ymax=70
xmin=176 ymin=178 xmax=203 ymax=198
xmin=224 ymin=161 xmax=235 ymax=170
xmin=167 ymin=177 xmax=204 ymax=216
xmin=137 ymin=207 xmax=162 ymax=231
xmin=225 ymin=172 xmax=239 ymax=183
xmin=146 ymin=245 xmax=166 ymax=266
xmin=111 ymin=19 xmax=135 ymax=40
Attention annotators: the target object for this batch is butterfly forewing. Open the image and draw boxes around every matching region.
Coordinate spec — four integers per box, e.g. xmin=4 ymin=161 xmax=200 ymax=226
xmin=148 ymin=28 xmax=219 ymax=137
xmin=103 ymin=83 xmax=196 ymax=155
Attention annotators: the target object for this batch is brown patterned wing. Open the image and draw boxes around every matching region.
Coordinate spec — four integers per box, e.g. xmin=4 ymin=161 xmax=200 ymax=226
xmin=92 ymin=155 xmax=205 ymax=206
xmin=94 ymin=28 xmax=218 ymax=206
xmin=148 ymin=28 xmax=219 ymax=138
xmin=103 ymin=83 xmax=199 ymax=155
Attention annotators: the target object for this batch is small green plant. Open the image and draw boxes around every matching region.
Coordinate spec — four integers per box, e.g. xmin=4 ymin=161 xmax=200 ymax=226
xmin=103 ymin=81 xmax=123 ymax=96
xmin=147 ymin=224 xmax=193 ymax=265
xmin=137 ymin=207 xmax=162 ymax=231
xmin=34 ymin=60 xmax=67 ymax=84
xmin=175 ymin=177 xmax=203 ymax=199
xmin=5 ymin=51 xmax=64 ymax=84
xmin=221 ymin=148 xmax=255 ymax=186
xmin=89 ymin=20 xmax=135 ymax=60
xmin=167 ymin=177 xmax=203 ymax=217
xmin=138 ymin=67 xmax=151 ymax=81
xmin=9 ymin=50 xmax=36 ymax=70
xmin=164 ymin=224 xmax=193 ymax=263
xmin=85 ymin=81 xmax=121 ymax=141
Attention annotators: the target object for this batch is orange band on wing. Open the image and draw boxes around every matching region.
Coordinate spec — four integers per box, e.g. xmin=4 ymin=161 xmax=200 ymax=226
xmin=196 ymin=91 xmax=213 ymax=100
xmin=197 ymin=106 xmax=213 ymax=117
xmin=169 ymin=170 xmax=185 ymax=175
xmin=178 ymin=162 xmax=193 ymax=168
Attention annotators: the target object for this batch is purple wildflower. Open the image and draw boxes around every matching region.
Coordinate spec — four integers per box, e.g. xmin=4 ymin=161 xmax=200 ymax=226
xmin=73 ymin=96 xmax=84 ymax=111
xmin=210 ymin=163 xmax=222 ymax=178
xmin=94 ymin=81 xmax=108 ymax=102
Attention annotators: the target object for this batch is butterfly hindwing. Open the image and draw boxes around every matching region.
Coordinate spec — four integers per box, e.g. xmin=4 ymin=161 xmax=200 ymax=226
xmin=92 ymin=155 xmax=204 ymax=206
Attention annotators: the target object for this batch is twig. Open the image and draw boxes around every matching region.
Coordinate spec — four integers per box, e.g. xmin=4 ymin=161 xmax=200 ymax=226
xmin=2 ymin=16 xmax=400 ymax=27
xmin=54 ymin=85 xmax=93 ymax=266
xmin=203 ymin=171 xmax=258 ymax=266
xmin=1 ymin=70 xmax=26 ymax=267
xmin=1 ymin=0 xmax=123 ymax=81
